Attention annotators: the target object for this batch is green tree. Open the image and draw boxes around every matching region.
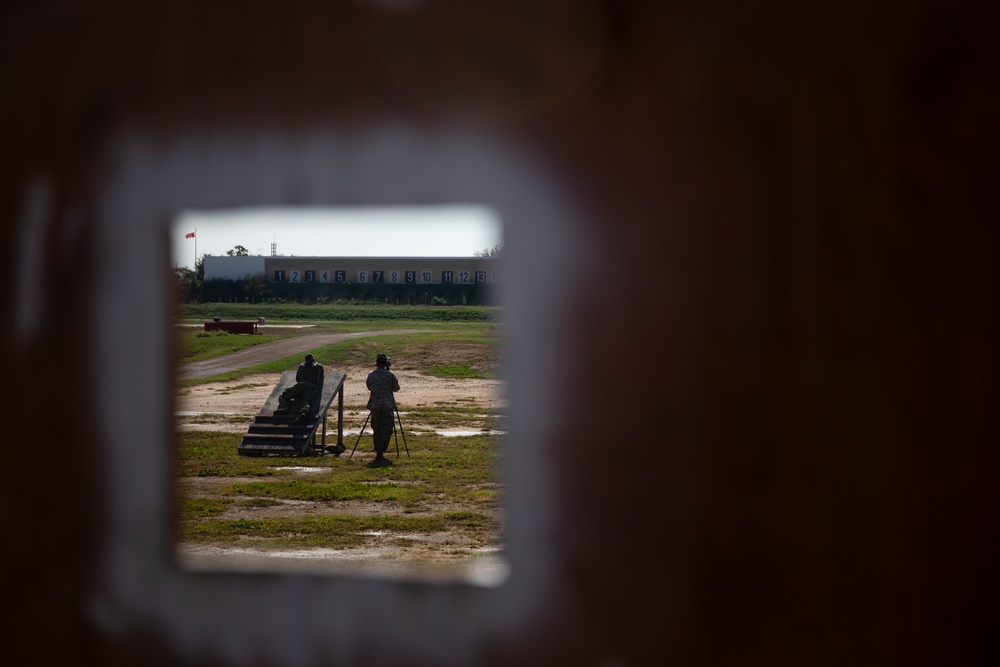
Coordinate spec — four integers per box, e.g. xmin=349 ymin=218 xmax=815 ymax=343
xmin=474 ymin=243 xmax=504 ymax=258
xmin=246 ymin=273 xmax=269 ymax=302
xmin=173 ymin=258 xmax=203 ymax=303
xmin=227 ymin=245 xmax=250 ymax=256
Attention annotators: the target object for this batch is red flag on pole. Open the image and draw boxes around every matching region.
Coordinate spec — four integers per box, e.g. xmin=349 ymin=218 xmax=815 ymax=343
xmin=185 ymin=232 xmax=195 ymax=238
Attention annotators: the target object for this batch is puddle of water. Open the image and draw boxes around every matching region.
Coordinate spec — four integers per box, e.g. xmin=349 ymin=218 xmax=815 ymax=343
xmin=176 ymin=411 xmax=241 ymax=416
xmin=270 ymin=466 xmax=327 ymax=473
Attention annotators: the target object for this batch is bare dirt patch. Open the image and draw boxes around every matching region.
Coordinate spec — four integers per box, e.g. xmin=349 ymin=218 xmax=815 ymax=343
xmin=175 ymin=365 xmax=505 ymax=434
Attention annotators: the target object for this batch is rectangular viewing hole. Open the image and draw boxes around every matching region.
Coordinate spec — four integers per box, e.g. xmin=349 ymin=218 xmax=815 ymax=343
xmin=170 ymin=205 xmax=508 ymax=585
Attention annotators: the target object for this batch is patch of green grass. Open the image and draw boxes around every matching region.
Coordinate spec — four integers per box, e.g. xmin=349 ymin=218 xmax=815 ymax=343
xmin=428 ymin=363 xmax=487 ymax=379
xmin=179 ymin=497 xmax=233 ymax=519
xmin=403 ymin=405 xmax=497 ymax=419
xmin=178 ymin=330 xmax=296 ymax=365
xmin=225 ymin=478 xmax=417 ymax=503
xmin=301 ymin=329 xmax=501 ymax=376
xmin=184 ymin=414 xmax=254 ymax=426
xmin=175 ymin=432 xmax=323 ymax=477
xmin=179 ymin=304 xmax=500 ymax=323
xmin=177 ymin=512 xmax=499 ymax=549
xmin=237 ymin=498 xmax=282 ymax=508
xmin=176 ymin=430 xmax=505 ymax=549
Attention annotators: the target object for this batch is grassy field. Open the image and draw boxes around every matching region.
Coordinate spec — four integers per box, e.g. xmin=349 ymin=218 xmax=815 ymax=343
xmin=179 ymin=303 xmax=499 ymax=322
xmin=177 ymin=319 xmax=502 ymax=385
xmin=174 ymin=311 xmax=506 ymax=570
xmin=175 ymin=431 xmax=503 ymax=552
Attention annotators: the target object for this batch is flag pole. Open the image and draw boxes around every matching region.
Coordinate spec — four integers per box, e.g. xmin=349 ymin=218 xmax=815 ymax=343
xmin=194 ymin=227 xmax=197 ymax=270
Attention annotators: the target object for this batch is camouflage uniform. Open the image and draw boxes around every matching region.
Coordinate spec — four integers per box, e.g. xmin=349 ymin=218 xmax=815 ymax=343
xmin=366 ymin=367 xmax=400 ymax=454
xmin=277 ymin=358 xmax=324 ymax=416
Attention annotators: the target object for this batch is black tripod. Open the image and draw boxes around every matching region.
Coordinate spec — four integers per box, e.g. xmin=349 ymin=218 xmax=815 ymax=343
xmin=394 ymin=407 xmax=410 ymax=459
xmin=347 ymin=411 xmax=370 ymax=459
xmin=349 ymin=407 xmax=410 ymax=459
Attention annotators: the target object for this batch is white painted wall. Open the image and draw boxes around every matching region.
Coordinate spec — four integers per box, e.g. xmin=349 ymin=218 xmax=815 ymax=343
xmin=203 ymin=255 xmax=266 ymax=280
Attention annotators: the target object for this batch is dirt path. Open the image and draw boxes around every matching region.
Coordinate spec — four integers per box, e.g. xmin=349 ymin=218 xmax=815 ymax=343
xmin=178 ymin=329 xmax=428 ymax=381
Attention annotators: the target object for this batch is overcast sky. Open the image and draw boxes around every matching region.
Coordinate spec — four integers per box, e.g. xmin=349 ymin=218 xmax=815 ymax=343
xmin=171 ymin=206 xmax=503 ymax=269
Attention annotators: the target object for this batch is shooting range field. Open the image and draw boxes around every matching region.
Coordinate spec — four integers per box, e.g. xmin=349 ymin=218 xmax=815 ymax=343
xmin=173 ymin=316 xmax=506 ymax=581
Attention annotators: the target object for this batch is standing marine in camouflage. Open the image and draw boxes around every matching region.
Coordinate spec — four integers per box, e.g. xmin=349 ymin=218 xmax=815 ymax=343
xmin=276 ymin=354 xmax=324 ymax=423
xmin=366 ymin=353 xmax=400 ymax=467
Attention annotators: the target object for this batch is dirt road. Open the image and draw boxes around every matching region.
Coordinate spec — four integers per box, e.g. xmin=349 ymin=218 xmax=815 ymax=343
xmin=178 ymin=329 xmax=428 ymax=381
